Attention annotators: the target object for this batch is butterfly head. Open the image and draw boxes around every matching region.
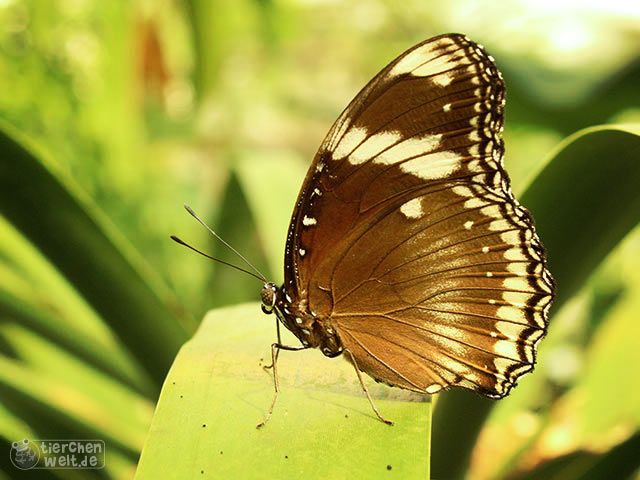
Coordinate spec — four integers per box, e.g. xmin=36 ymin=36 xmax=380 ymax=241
xmin=260 ymin=282 xmax=278 ymax=315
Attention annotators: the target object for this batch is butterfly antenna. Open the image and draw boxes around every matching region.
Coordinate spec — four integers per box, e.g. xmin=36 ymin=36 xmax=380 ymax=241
xmin=182 ymin=204 xmax=268 ymax=282
xmin=170 ymin=236 xmax=265 ymax=282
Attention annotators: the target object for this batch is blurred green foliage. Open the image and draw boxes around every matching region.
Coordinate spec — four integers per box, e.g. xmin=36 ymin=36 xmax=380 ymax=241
xmin=0 ymin=1 xmax=639 ymax=479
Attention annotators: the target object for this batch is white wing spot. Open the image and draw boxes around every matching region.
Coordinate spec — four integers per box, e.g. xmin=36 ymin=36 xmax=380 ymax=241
xmin=426 ymin=384 xmax=442 ymax=394
xmin=464 ymin=220 xmax=474 ymax=230
xmin=302 ymin=216 xmax=317 ymax=226
xmin=349 ymin=130 xmax=402 ymax=165
xmin=486 ymin=272 xmax=493 ymax=277
xmin=328 ymin=118 xmax=351 ymax=151
xmin=504 ymin=277 xmax=531 ymax=291
xmin=497 ymin=306 xmax=526 ymax=323
xmin=299 ymin=248 xmax=306 ymax=256
xmin=482 ymin=246 xmax=490 ymax=253
xmin=443 ymin=103 xmax=452 ymax=112
xmin=332 ymin=127 xmax=368 ymax=160
xmin=388 ymin=39 xmax=454 ymax=77
xmin=400 ymin=198 xmax=424 ymax=219
xmin=432 ymin=73 xmax=454 ymax=86
xmin=496 ymin=321 xmax=527 ymax=340
xmin=494 ymin=340 xmax=519 ymax=359
xmin=400 ymin=150 xmax=463 ymax=180
xmin=376 ymin=134 xmax=441 ymax=165
xmin=295 ymin=317 xmax=303 ymax=325
xmin=413 ymin=54 xmax=458 ymax=77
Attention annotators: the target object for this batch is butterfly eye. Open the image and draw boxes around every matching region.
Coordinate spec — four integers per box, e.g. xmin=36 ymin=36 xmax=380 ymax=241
xmin=260 ymin=283 xmax=278 ymax=314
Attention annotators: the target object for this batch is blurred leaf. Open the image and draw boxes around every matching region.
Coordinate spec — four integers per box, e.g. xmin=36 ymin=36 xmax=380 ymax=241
xmin=136 ymin=303 xmax=431 ymax=479
xmin=507 ymin=432 xmax=640 ymax=480
xmin=0 ymin=123 xmax=188 ymax=388
xmin=234 ymin=149 xmax=307 ymax=280
xmin=0 ymin=400 xmax=136 ymax=479
xmin=206 ymin=170 xmax=271 ymax=307
xmin=486 ymin=278 xmax=629 ymax=480
xmin=432 ymin=125 xmax=640 ymax=479
xmin=582 ymin=278 xmax=625 ymax=347
xmin=0 ymin=350 xmax=149 ymax=456
xmin=526 ymin=125 xmax=640 ymax=306
xmin=186 ymin=0 xmax=260 ymax=98
xmin=0 ymin=286 xmax=147 ymax=394
xmin=506 ymin=59 xmax=640 ymax=136
xmin=574 ymin=279 xmax=640 ymax=439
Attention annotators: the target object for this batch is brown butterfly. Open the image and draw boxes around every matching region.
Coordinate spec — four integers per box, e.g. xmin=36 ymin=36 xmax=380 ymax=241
xmin=175 ymin=33 xmax=554 ymax=427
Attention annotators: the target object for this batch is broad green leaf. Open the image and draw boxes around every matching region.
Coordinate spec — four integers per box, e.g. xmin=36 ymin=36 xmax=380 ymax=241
xmin=0 ymin=124 xmax=188 ymax=387
xmin=0 ymin=215 xmax=150 ymax=394
xmin=136 ymin=304 xmax=432 ymax=479
xmin=431 ymin=125 xmax=640 ymax=479
xmin=0 ymin=324 xmax=154 ymax=434
xmin=524 ymin=125 xmax=640 ymax=305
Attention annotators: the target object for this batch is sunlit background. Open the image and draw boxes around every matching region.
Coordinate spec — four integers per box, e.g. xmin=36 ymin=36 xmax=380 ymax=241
xmin=0 ymin=0 xmax=639 ymax=478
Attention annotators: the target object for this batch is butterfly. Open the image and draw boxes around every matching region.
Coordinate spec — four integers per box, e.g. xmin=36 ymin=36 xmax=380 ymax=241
xmin=174 ymin=33 xmax=554 ymax=427
xmin=256 ymin=33 xmax=554 ymax=425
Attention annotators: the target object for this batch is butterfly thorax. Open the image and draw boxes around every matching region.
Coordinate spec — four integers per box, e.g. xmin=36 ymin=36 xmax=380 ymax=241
xmin=274 ymin=285 xmax=343 ymax=358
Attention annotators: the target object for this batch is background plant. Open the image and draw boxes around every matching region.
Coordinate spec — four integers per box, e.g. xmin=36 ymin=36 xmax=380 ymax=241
xmin=0 ymin=1 xmax=639 ymax=479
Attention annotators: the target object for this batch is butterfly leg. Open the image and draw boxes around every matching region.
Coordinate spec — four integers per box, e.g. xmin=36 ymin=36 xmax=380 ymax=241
xmin=256 ymin=341 xmax=308 ymax=429
xmin=347 ymin=350 xmax=394 ymax=426
xmin=262 ymin=317 xmax=284 ymax=370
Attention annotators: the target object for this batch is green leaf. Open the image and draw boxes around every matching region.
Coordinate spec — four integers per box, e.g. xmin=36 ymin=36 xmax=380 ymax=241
xmin=136 ymin=303 xmax=432 ymax=479
xmin=0 ymin=123 xmax=189 ymax=388
xmin=431 ymin=125 xmax=640 ymax=479
xmin=522 ymin=125 xmax=640 ymax=305
xmin=0 ymin=340 xmax=151 ymax=456
xmin=0 ymin=285 xmax=149 ymax=395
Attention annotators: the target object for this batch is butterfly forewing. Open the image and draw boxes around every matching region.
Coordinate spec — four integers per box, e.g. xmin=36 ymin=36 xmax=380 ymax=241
xmin=282 ymin=34 xmax=554 ymax=397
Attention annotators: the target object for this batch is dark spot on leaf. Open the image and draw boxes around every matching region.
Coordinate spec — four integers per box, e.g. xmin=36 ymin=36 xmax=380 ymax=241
xmin=220 ymin=451 xmax=223 ymax=455
xmin=201 ymin=470 xmax=204 ymax=474
xmin=172 ymin=381 xmax=175 ymax=385
xmin=387 ymin=465 xmax=392 ymax=471
xmin=345 ymin=414 xmax=349 ymax=418
xmin=202 ymin=424 xmax=206 ymax=428
xmin=285 ymin=455 xmax=288 ymax=459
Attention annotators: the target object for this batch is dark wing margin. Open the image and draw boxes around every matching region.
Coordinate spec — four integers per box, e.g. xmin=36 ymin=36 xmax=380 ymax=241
xmin=283 ymin=33 xmax=554 ymax=398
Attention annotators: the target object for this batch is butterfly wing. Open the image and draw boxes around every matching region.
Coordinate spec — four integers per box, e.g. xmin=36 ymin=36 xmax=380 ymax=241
xmin=283 ymin=34 xmax=554 ymax=397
